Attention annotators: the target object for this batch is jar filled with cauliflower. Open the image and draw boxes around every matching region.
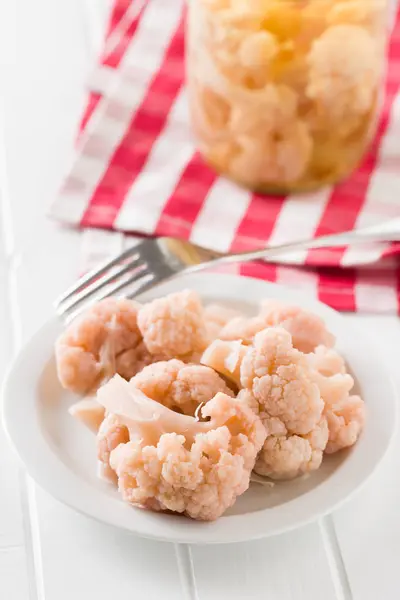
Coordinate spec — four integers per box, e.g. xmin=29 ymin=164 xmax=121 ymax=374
xmin=186 ymin=0 xmax=388 ymax=193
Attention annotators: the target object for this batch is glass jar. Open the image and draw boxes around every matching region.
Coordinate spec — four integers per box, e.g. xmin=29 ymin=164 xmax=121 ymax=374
xmin=186 ymin=0 xmax=388 ymax=193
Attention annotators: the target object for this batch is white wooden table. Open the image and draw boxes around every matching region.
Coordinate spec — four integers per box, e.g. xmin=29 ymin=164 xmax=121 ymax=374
xmin=0 ymin=2 xmax=399 ymax=598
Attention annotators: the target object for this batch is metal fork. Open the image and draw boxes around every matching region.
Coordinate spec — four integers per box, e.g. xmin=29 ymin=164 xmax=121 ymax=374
xmin=55 ymin=219 xmax=400 ymax=322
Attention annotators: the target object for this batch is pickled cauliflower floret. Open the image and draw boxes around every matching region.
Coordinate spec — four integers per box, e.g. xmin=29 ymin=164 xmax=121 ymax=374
xmin=129 ymin=359 xmax=234 ymax=415
xmin=310 ymin=353 xmax=365 ymax=453
xmin=198 ymin=5 xmax=276 ymax=88
xmin=191 ymin=83 xmax=232 ymax=144
xmin=238 ymin=386 xmax=328 ymax=479
xmin=137 ymin=290 xmax=207 ymax=359
xmin=259 ymin=300 xmax=335 ymax=353
xmin=204 ymin=303 xmax=243 ymax=341
xmin=69 ymin=398 xmax=105 ymax=433
xmin=254 ymin=417 xmax=329 ymax=479
xmin=96 ymin=375 xmax=266 ymax=520
xmin=306 ymin=25 xmax=380 ymax=121
xmin=55 ymin=298 xmax=149 ymax=394
xmin=220 ymin=315 xmax=267 ymax=345
xmin=229 ymin=84 xmax=297 ymax=137
xmin=327 ymin=0 xmax=385 ymax=30
xmin=98 ymin=413 xmax=130 ymax=481
xmin=230 ymin=120 xmax=312 ymax=186
xmin=324 ymin=395 xmax=365 ymax=454
xmin=201 ymin=339 xmax=247 ymax=388
xmin=314 ymin=370 xmax=354 ymax=407
xmin=238 ymin=30 xmax=278 ymax=68
xmin=220 ymin=299 xmax=334 ymax=353
xmin=307 ymin=345 xmax=346 ymax=377
xmin=240 ymin=327 xmax=324 ymax=435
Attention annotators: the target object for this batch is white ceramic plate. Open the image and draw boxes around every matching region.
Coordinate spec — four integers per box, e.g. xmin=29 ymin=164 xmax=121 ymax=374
xmin=2 ymin=274 xmax=398 ymax=544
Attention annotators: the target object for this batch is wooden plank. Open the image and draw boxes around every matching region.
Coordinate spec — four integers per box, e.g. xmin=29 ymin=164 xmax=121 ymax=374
xmin=0 ymin=547 xmax=30 ymax=600
xmin=332 ymin=315 xmax=400 ymax=600
xmin=0 ymin=261 xmax=27 ymax=549
xmin=190 ymin=524 xmax=338 ymax=600
xmin=0 ymin=71 xmax=25 ymax=554
xmin=26 ymin=483 xmax=185 ymax=600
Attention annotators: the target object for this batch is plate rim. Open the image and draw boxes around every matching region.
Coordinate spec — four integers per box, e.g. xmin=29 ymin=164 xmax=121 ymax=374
xmin=2 ymin=273 xmax=398 ymax=544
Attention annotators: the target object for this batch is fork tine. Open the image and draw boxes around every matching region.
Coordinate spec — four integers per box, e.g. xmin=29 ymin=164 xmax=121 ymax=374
xmin=56 ymin=254 xmax=144 ymax=316
xmin=54 ymin=245 xmax=140 ymax=308
xmin=62 ymin=269 xmax=155 ymax=323
xmin=126 ymin=278 xmax=159 ymax=300
xmin=93 ymin=268 xmax=154 ymax=302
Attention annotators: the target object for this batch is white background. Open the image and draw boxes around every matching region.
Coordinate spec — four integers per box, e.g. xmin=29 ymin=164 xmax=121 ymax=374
xmin=0 ymin=1 xmax=399 ymax=598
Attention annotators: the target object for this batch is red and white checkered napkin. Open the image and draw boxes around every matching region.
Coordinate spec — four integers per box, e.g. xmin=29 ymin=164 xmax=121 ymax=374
xmin=50 ymin=0 xmax=400 ymax=313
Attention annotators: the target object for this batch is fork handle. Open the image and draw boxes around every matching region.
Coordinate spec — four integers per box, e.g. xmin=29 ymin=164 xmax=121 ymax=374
xmin=206 ymin=219 xmax=400 ymax=267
